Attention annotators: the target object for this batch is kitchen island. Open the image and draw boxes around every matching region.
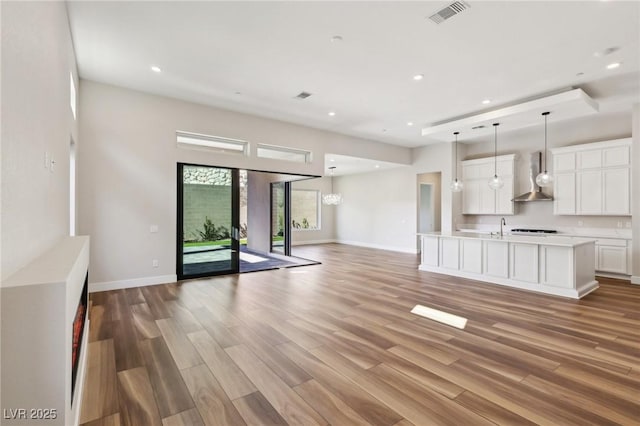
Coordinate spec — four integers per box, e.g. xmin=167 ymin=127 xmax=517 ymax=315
xmin=418 ymin=232 xmax=598 ymax=299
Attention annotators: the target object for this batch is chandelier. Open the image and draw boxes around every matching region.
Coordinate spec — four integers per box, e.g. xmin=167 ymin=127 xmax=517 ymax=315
xmin=322 ymin=166 xmax=343 ymax=205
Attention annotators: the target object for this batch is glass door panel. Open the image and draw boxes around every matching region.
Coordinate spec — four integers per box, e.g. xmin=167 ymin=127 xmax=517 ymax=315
xmin=178 ymin=164 xmax=239 ymax=279
xmin=271 ymin=182 xmax=286 ymax=254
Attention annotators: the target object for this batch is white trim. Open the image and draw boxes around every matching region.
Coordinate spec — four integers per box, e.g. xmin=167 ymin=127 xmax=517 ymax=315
xmin=292 ymin=239 xmax=336 ymax=246
xmin=631 ymin=275 xmax=640 ymax=285
xmin=337 ymin=239 xmax=419 ymax=254
xmin=89 ymin=274 xmax=177 ymax=292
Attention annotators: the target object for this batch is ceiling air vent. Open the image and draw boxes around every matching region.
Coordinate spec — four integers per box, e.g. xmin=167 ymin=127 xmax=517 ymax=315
xmin=295 ymin=91 xmax=312 ymax=99
xmin=428 ymin=1 xmax=470 ymax=24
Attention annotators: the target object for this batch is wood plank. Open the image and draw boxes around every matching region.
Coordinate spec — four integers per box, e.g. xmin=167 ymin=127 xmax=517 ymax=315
xmin=188 ymin=330 xmax=257 ymax=399
xmin=79 ymin=340 xmax=119 ymax=424
xmin=276 ymin=341 xmax=403 ymax=426
xmin=141 ymin=286 xmax=173 ymax=320
xmin=294 ymin=379 xmax=370 ymax=426
xmin=117 ymin=367 xmax=162 ymax=426
xmin=230 ymin=325 xmax=312 ymax=387
xmin=166 ymin=300 xmax=203 ymax=334
xmin=125 ymin=287 xmax=146 ymax=305
xmin=156 ymin=318 xmax=203 ymax=370
xmin=191 ymin=307 xmax=242 ymax=348
xmin=225 ymin=344 xmax=327 ymax=426
xmin=130 ymin=303 xmax=161 ymax=340
xmin=89 ymin=304 xmax=113 ymax=342
xmin=161 ymin=408 xmax=204 ymax=426
xmin=138 ymin=337 xmax=195 ymax=418
xmin=82 ymin=413 xmax=121 ymax=426
xmin=232 ymin=392 xmax=288 ymax=426
xmin=180 ymin=364 xmax=247 ymax=426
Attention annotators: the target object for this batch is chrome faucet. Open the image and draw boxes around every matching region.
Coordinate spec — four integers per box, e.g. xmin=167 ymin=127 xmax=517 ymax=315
xmin=500 ymin=217 xmax=506 ymax=237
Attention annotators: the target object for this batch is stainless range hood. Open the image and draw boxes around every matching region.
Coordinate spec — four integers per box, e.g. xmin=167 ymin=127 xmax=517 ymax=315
xmin=512 ymin=152 xmax=553 ymax=202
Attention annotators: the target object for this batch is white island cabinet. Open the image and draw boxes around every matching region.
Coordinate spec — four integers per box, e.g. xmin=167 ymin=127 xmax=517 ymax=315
xmin=418 ymin=232 xmax=598 ymax=299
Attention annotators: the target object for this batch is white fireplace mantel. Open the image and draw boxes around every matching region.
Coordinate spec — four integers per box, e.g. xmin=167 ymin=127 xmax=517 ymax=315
xmin=1 ymin=236 xmax=90 ymax=426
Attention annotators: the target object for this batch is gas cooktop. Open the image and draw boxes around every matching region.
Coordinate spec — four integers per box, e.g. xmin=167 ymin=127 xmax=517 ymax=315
xmin=510 ymin=228 xmax=558 ymax=234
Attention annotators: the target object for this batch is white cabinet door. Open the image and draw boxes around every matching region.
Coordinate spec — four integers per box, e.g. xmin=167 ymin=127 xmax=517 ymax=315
xmin=554 ymin=152 xmax=575 ymax=172
xmin=554 ymin=172 xmax=576 ymax=215
xmin=577 ymin=149 xmax=602 ymax=169
xmin=479 ymin=182 xmax=496 ymax=214
xmin=440 ymin=238 xmax=460 ymax=270
xmin=461 ymin=239 xmax=482 ymax=273
xmin=510 ymin=243 xmax=539 ymax=283
xmin=577 ymin=170 xmax=602 ymax=215
xmin=602 ymin=168 xmax=630 ymax=215
xmin=540 ymin=245 xmax=573 ymax=288
xmin=596 ymin=244 xmax=627 ymax=274
xmin=483 ymin=241 xmax=509 ymax=278
xmin=495 ymin=175 xmax=514 ymax=215
xmin=421 ymin=236 xmax=439 ymax=266
xmin=463 ymin=180 xmax=481 ymax=214
xmin=602 ymin=146 xmax=630 ymax=167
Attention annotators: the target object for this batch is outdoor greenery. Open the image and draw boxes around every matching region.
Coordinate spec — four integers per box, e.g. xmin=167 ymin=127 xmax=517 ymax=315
xmin=197 ymin=217 xmax=230 ymax=241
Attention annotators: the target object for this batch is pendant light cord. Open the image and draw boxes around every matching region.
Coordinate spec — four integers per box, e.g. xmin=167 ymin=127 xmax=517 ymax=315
xmin=493 ymin=123 xmax=498 ymax=177
xmin=543 ymin=112 xmax=549 ymax=173
xmin=454 ymin=132 xmax=459 ymax=181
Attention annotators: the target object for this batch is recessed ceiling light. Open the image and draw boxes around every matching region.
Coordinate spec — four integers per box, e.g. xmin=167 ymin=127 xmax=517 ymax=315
xmin=413 ymin=74 xmax=424 ymax=81
xmin=482 ymin=99 xmax=491 ymax=105
xmin=382 ymin=128 xmax=388 ymax=132
xmin=330 ymin=158 xmax=335 ymax=162
xmin=407 ymin=122 xmax=414 ymax=126
xmin=328 ymin=111 xmax=336 ymax=116
xmin=330 ymin=35 xmax=343 ymax=42
xmin=606 ymin=62 xmax=621 ymax=70
xmin=150 ymin=65 xmax=161 ymax=73
xmin=375 ymin=165 xmax=380 ymax=168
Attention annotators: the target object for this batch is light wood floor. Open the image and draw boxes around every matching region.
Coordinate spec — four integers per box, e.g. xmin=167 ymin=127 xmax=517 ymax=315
xmin=80 ymin=244 xmax=640 ymax=426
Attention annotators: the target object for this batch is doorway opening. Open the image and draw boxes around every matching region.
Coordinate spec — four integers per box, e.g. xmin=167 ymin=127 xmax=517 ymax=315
xmin=177 ymin=164 xmax=320 ymax=280
xmin=417 ymin=172 xmax=442 ymax=234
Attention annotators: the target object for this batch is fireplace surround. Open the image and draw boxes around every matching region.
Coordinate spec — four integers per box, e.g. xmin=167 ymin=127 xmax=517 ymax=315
xmin=1 ymin=236 xmax=90 ymax=426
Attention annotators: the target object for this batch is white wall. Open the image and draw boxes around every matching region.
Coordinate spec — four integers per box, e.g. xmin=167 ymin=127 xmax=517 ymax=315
xmin=78 ymin=81 xmax=411 ymax=286
xmin=632 ymin=104 xmax=640 ymax=284
xmin=1 ymin=2 xmax=79 ymax=281
xmin=334 ymin=167 xmax=418 ymax=253
xmin=291 ymin=177 xmax=336 ymax=245
xmin=246 ymin=171 xmax=289 ymax=254
xmin=461 ymin=111 xmax=632 ymax=229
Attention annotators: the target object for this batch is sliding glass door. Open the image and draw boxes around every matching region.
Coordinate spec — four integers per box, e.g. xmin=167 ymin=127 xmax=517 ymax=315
xmin=270 ymin=181 xmax=291 ymax=255
xmin=177 ymin=164 xmax=240 ymax=280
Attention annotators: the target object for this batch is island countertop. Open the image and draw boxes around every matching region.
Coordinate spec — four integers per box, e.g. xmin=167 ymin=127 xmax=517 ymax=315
xmin=417 ymin=232 xmax=595 ymax=247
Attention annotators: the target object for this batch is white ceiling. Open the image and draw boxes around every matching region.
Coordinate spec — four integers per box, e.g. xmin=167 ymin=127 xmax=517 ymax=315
xmin=67 ymin=1 xmax=640 ymax=148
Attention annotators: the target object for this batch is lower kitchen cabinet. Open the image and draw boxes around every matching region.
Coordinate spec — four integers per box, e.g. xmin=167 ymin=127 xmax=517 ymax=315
xmin=595 ymin=238 xmax=629 ymax=274
xmin=510 ymin=243 xmax=538 ymax=283
xmin=483 ymin=240 xmax=509 ymax=278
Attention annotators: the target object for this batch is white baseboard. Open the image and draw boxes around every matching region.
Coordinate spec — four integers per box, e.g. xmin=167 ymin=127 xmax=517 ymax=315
xmin=336 ymin=240 xmax=419 ymax=254
xmin=89 ymin=274 xmax=177 ymax=292
xmin=292 ymin=239 xmax=336 ymax=246
xmin=631 ymin=275 xmax=640 ymax=285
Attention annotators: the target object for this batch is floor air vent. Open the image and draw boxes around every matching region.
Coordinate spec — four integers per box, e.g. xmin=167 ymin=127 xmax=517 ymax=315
xmin=428 ymin=1 xmax=470 ymax=24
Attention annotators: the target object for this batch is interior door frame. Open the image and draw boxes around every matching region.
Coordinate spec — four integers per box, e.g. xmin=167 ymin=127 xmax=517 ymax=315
xmin=176 ymin=163 xmax=240 ymax=280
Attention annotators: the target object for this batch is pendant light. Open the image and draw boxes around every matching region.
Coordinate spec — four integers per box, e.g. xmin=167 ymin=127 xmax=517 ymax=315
xmin=450 ymin=131 xmax=463 ymax=192
xmin=488 ymin=123 xmax=504 ymax=190
xmin=322 ymin=166 xmax=343 ymax=205
xmin=535 ymin=111 xmax=554 ymax=187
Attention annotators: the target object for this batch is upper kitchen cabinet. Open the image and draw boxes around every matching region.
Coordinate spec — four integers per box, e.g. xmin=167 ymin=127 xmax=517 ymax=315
xmin=462 ymin=154 xmax=515 ymax=215
xmin=551 ymin=138 xmax=632 ymax=216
